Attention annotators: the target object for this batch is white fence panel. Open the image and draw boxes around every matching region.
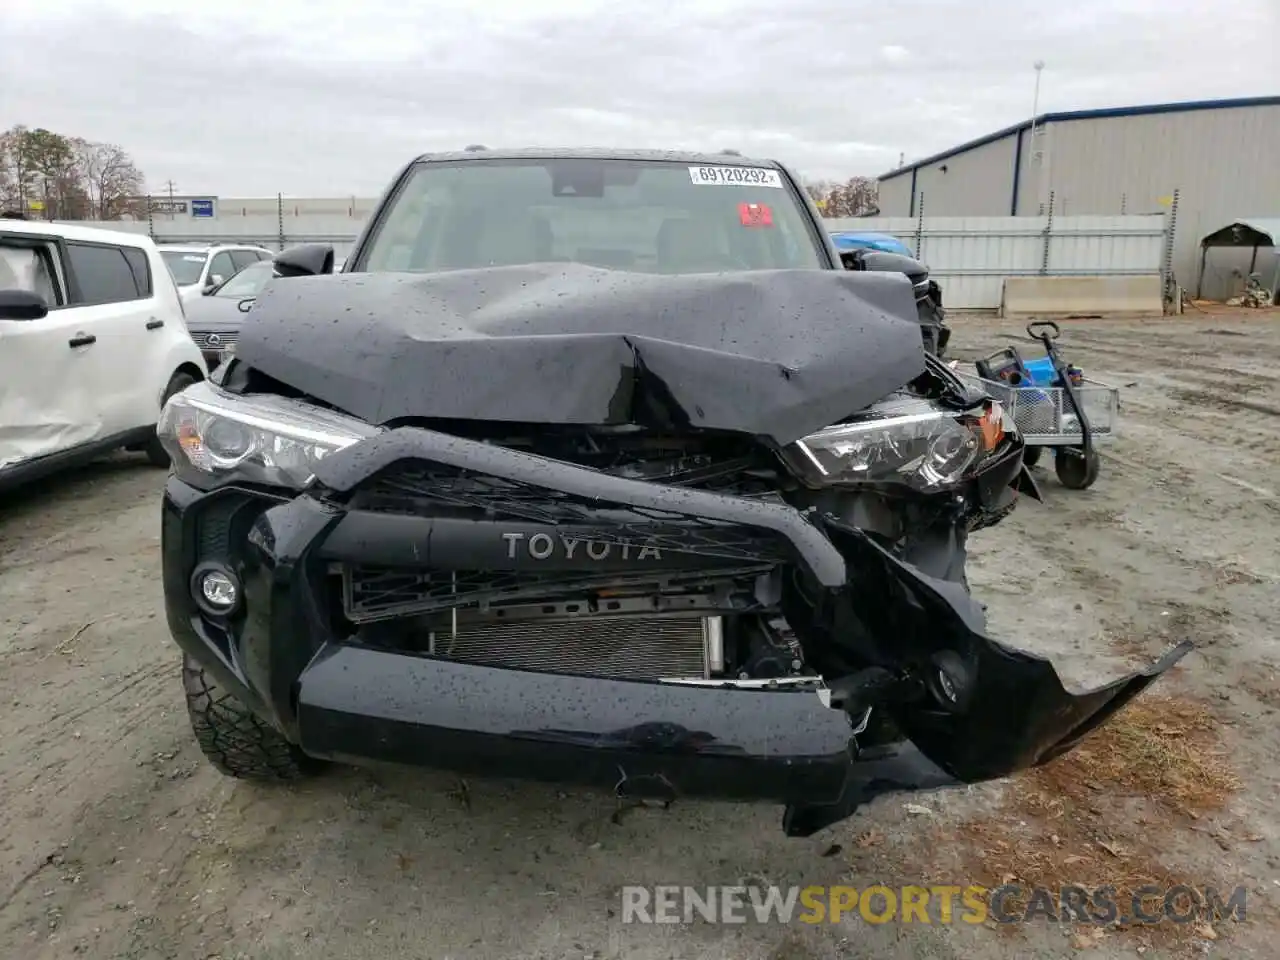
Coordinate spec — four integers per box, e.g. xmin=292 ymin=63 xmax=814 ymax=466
xmin=828 ymin=214 xmax=1167 ymax=309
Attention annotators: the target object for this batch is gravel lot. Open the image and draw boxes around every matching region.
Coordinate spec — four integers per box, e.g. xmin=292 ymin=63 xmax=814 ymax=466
xmin=2 ymin=310 xmax=1278 ymax=960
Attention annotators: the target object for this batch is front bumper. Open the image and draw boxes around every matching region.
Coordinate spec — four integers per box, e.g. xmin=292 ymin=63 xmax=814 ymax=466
xmin=162 ymin=426 xmax=1190 ymax=835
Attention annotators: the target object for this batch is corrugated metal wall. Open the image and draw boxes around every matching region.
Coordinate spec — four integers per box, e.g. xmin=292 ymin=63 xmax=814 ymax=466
xmin=874 ymin=175 xmax=914 ymax=217
xmin=909 ymin=135 xmax=1021 ymax=217
xmin=878 ymin=102 xmax=1280 ymax=300
xmin=877 ymin=134 xmax=1023 ymax=218
xmin=1021 ymin=104 xmax=1280 ymax=299
xmin=827 ymin=214 xmax=1167 ymax=309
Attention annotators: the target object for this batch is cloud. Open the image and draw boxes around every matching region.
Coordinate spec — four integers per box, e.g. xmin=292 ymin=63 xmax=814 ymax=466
xmin=0 ymin=0 xmax=1274 ymax=194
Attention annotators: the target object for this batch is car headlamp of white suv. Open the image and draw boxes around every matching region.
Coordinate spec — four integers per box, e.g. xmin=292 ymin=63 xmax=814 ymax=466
xmin=780 ymin=396 xmax=1013 ymax=491
xmin=157 ymin=380 xmax=380 ymax=489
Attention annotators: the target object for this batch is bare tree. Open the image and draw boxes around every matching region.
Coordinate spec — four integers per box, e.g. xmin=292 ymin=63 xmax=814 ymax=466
xmin=0 ymin=125 xmax=148 ymax=220
xmin=74 ymin=138 xmax=146 ymax=220
xmin=840 ymin=176 xmax=879 ymax=217
xmin=801 ymin=176 xmax=879 ymax=218
xmin=0 ymin=127 xmax=28 ymax=213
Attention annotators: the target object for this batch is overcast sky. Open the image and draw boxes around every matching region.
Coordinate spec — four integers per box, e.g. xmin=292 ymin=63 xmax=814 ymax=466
xmin=2 ymin=0 xmax=1275 ymax=197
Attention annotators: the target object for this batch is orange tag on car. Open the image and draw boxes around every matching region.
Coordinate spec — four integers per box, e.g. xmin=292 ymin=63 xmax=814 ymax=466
xmin=738 ymin=202 xmax=773 ymax=227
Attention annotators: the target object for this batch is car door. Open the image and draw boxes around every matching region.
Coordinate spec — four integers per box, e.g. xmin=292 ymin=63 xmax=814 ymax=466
xmin=62 ymin=240 xmax=161 ymax=437
xmin=0 ymin=232 xmax=111 ymax=468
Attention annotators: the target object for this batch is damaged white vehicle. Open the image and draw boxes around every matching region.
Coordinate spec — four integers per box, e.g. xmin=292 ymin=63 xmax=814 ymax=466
xmin=0 ymin=219 xmax=207 ymax=492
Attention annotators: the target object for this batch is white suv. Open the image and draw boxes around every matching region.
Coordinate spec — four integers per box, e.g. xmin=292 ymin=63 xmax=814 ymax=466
xmin=157 ymin=243 xmax=275 ymax=303
xmin=0 ymin=219 xmax=208 ymax=491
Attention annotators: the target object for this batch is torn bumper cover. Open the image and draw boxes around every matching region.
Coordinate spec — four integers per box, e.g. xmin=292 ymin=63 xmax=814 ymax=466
xmin=162 ymin=426 xmax=1191 ymax=837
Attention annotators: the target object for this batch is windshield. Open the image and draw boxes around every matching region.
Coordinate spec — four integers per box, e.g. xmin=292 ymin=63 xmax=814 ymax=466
xmin=214 ymin=260 xmax=274 ymax=298
xmin=161 ymin=250 xmax=208 ymax=285
xmin=358 ymin=158 xmax=827 ymax=274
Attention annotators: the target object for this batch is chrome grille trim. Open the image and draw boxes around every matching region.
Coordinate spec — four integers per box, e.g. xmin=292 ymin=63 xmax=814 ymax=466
xmin=191 ymin=331 xmax=239 ymax=349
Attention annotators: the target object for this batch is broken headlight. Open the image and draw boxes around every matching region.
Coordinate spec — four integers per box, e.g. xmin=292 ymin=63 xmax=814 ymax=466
xmin=157 ymin=379 xmax=380 ymax=489
xmin=781 ymin=396 xmax=1011 ymax=491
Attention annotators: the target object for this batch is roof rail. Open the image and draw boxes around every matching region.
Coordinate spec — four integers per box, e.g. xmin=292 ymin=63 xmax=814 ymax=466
xmin=463 ymin=144 xmax=488 ymax=152
xmin=719 ymin=149 xmax=742 ymax=156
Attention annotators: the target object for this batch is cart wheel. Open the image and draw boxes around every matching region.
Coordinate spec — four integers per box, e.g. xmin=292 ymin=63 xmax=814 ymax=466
xmin=1021 ymin=446 xmax=1043 ymax=469
xmin=1055 ymin=447 xmax=1101 ymax=489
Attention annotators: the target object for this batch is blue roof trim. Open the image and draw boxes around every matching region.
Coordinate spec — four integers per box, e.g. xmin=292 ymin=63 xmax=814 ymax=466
xmin=878 ymin=95 xmax=1280 ymax=181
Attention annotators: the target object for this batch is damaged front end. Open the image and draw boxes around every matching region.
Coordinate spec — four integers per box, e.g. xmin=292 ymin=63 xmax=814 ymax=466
xmin=158 ymin=353 xmax=1189 ymax=836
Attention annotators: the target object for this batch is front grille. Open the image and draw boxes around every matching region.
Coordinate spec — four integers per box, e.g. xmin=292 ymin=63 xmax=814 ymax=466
xmin=350 ymin=463 xmax=788 ymax=563
xmin=433 ymin=615 xmax=711 ymax=680
xmin=342 ymin=563 xmax=772 ymax=623
xmin=192 ymin=331 xmax=238 ymax=349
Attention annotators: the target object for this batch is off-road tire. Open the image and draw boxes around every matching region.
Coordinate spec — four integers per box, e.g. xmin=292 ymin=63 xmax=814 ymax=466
xmin=182 ymin=655 xmax=321 ymax=781
xmin=145 ymin=371 xmax=199 ymax=466
xmin=1055 ymin=447 xmax=1101 ymax=490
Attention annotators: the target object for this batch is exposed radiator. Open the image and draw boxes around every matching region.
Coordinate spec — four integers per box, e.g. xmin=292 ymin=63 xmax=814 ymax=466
xmin=433 ymin=615 xmax=715 ymax=681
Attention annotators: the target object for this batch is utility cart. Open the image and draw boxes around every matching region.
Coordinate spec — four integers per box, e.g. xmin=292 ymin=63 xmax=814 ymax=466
xmin=959 ymin=321 xmax=1121 ymax=490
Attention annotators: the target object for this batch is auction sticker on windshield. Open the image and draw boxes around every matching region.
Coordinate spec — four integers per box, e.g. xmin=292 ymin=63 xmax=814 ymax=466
xmin=688 ymin=166 xmax=783 ymax=188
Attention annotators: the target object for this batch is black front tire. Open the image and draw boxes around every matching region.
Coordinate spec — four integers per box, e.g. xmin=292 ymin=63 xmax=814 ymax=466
xmin=145 ymin=371 xmax=199 ymax=466
xmin=182 ymin=655 xmax=322 ymax=781
xmin=1055 ymin=447 xmax=1101 ymax=489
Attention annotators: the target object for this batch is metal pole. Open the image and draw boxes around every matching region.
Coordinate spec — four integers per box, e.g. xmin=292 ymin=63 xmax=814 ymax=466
xmin=1029 ymin=61 xmax=1045 ymax=209
xmin=1040 ymin=190 xmax=1055 ymax=276
xmin=1029 ymin=61 xmax=1044 ymax=134
xmin=914 ymin=193 xmax=925 ymax=260
xmin=277 ymin=193 xmax=285 ymax=250
xmin=1162 ymin=189 xmax=1180 ymax=310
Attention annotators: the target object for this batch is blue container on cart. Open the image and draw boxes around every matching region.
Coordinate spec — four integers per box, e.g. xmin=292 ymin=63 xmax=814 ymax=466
xmin=1022 ymin=355 xmax=1057 ymax=386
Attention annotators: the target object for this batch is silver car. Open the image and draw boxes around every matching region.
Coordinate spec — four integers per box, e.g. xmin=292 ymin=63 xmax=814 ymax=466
xmin=159 ymin=243 xmax=274 ymax=304
xmin=183 ymin=259 xmax=275 ymax=369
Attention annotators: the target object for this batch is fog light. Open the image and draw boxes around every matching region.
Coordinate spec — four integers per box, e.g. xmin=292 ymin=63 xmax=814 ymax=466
xmin=191 ymin=563 xmax=241 ymax=617
xmin=925 ymin=650 xmax=973 ymax=713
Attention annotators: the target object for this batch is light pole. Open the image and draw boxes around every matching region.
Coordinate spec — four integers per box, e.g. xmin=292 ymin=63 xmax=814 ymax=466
xmin=1027 ymin=61 xmax=1049 ymax=212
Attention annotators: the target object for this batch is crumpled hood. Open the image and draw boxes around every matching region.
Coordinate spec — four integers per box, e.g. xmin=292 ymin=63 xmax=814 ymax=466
xmin=229 ymin=264 xmax=927 ymax=445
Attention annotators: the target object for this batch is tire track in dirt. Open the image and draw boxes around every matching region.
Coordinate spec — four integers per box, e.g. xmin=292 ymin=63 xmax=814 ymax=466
xmin=1063 ymin=339 xmax=1280 ymax=387
xmin=1169 ymin=387 xmax=1280 ymax=420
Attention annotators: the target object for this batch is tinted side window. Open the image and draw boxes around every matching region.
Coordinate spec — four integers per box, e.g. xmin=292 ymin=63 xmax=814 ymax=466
xmin=208 ymin=252 xmax=236 ymax=283
xmin=121 ymin=247 xmax=153 ymax=297
xmin=66 ymin=242 xmax=144 ymax=304
xmin=229 ymin=250 xmax=258 ymax=272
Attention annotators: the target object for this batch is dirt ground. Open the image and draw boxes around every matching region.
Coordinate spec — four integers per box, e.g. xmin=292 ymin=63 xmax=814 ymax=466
xmin=2 ymin=309 xmax=1278 ymax=960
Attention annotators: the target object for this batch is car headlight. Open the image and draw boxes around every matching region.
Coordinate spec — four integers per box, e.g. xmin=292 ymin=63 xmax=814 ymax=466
xmin=157 ymin=380 xmax=380 ymax=489
xmin=781 ymin=396 xmax=1011 ymax=491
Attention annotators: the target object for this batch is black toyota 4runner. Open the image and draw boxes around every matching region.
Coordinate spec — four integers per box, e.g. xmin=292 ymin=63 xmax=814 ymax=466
xmin=157 ymin=148 xmax=1186 ymax=836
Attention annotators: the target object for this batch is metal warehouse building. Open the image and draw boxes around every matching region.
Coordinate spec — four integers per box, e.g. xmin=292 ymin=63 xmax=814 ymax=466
xmin=876 ymin=95 xmax=1280 ymax=300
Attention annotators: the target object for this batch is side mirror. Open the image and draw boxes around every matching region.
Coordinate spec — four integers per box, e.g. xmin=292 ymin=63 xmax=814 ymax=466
xmin=0 ymin=289 xmax=49 ymax=321
xmin=274 ymin=243 xmax=335 ymax=278
xmin=839 ymin=251 xmax=861 ymax=271
xmin=854 ymin=249 xmax=929 ymax=285
xmin=202 ymin=280 xmax=221 ymax=295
